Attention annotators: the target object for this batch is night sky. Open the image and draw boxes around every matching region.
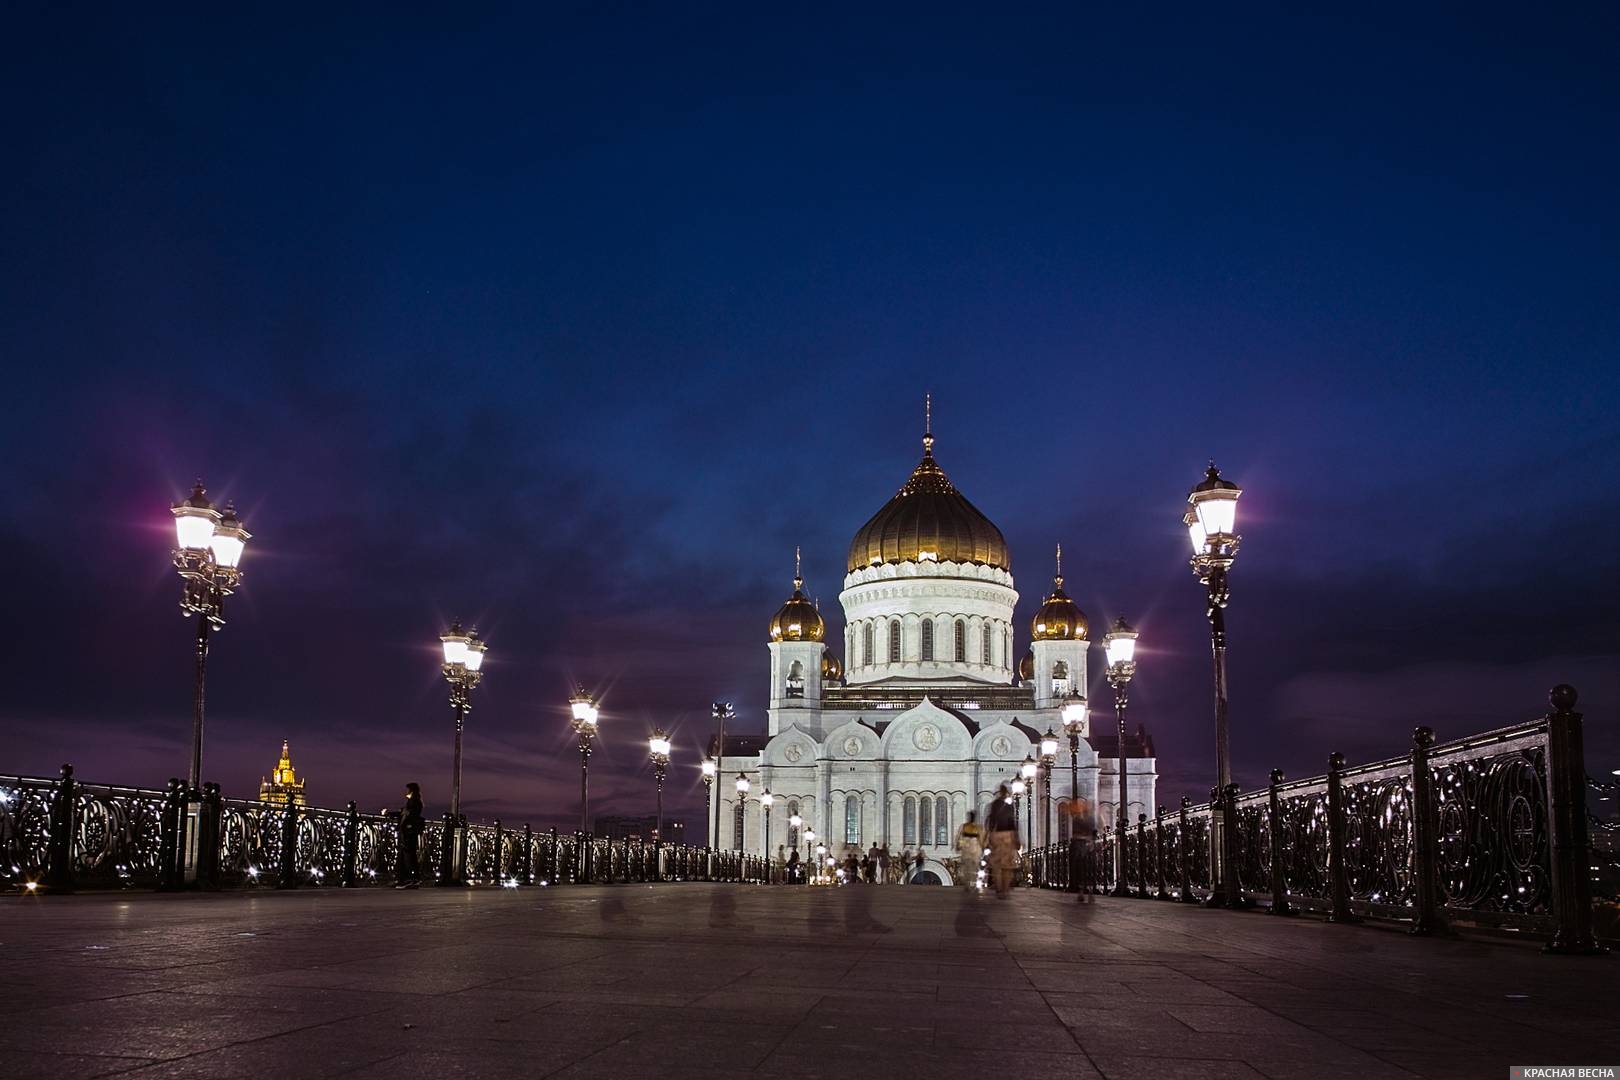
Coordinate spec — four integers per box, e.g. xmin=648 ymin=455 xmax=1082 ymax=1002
xmin=4 ymin=8 xmax=1616 ymax=829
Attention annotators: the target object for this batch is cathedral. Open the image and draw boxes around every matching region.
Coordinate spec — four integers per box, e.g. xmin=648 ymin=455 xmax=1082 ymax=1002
xmin=710 ymin=414 xmax=1157 ymax=884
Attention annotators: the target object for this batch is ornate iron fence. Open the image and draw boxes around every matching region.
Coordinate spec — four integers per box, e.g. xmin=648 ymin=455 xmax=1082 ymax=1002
xmin=1026 ymin=684 xmax=1608 ymax=951
xmin=0 ymin=771 xmax=768 ymax=893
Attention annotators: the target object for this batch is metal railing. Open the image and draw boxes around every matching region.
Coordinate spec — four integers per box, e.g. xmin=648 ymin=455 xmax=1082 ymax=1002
xmin=0 ymin=774 xmax=769 ymax=893
xmin=1027 ymin=684 xmax=1610 ymax=952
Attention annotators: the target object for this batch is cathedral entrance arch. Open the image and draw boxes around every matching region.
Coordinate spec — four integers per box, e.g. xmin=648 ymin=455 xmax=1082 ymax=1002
xmin=908 ymin=858 xmax=955 ymax=885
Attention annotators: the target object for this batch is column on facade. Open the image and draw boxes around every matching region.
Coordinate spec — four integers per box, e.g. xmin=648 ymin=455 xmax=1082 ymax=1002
xmin=877 ymin=759 xmax=890 ymax=847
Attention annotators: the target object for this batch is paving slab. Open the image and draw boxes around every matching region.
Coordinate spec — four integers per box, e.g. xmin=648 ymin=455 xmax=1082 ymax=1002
xmin=0 ymin=885 xmax=1614 ymax=1079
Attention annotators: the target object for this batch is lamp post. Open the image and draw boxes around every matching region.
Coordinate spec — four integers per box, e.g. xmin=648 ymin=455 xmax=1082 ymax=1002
xmin=814 ymin=841 xmax=827 ymax=884
xmin=789 ymin=812 xmax=803 ymax=880
xmin=170 ymin=482 xmax=251 ymax=792
xmin=648 ymin=729 xmax=671 ymax=844
xmin=710 ymin=702 xmax=733 ymax=855
xmin=569 ymin=689 xmax=599 ymax=835
xmin=1186 ymin=463 xmax=1241 ymax=906
xmin=700 ymin=757 xmax=717 ymax=847
xmin=1104 ymin=616 xmax=1138 ymax=897
xmin=1019 ymin=758 xmax=1037 ymax=852
xmin=438 ymin=622 xmax=486 ymax=886
xmin=806 ymin=829 xmax=818 ymax=882
xmin=734 ymin=772 xmax=750 ymax=853
xmin=1039 ymin=726 xmax=1059 ymax=849
xmin=760 ymin=789 xmax=774 ymax=881
xmin=1011 ymin=774 xmax=1028 ymax=860
xmin=1061 ymin=693 xmax=1089 ymax=893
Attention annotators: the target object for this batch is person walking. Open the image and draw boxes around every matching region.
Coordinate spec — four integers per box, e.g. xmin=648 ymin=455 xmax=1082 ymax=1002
xmin=955 ymin=810 xmax=985 ymax=891
xmin=1069 ymin=796 xmax=1096 ymax=902
xmin=867 ymin=843 xmax=881 ymax=882
xmin=396 ymin=782 xmax=424 ymax=888
xmin=986 ymin=784 xmax=1019 ymax=898
xmin=785 ymin=848 xmax=802 ymax=884
xmin=913 ymin=849 xmax=926 ymax=883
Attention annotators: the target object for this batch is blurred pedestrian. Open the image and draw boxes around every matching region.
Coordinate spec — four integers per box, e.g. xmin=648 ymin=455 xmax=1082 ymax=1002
xmin=986 ymin=784 xmax=1019 ymax=898
xmin=955 ymin=810 xmax=984 ymax=891
xmin=395 ymin=782 xmax=424 ymax=888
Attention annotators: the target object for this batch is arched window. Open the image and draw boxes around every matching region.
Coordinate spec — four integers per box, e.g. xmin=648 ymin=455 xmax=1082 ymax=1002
xmin=845 ymin=794 xmax=860 ymax=845
xmin=1057 ymin=800 xmax=1071 ymax=844
xmin=786 ymin=659 xmax=804 ymax=698
xmin=733 ymin=801 xmax=745 ymax=851
xmin=889 ymin=619 xmax=901 ymax=663
xmin=787 ymin=800 xmax=801 ymax=848
xmin=981 ymin=623 xmax=991 ymax=665
xmin=921 ymin=619 xmax=934 ymax=662
xmin=919 ymin=796 xmax=933 ymax=847
xmin=935 ymin=796 xmax=949 ymax=846
xmin=954 ymin=619 xmax=966 ymax=662
xmin=903 ymin=796 xmax=917 ymax=845
xmin=863 ymin=623 xmax=874 ymax=666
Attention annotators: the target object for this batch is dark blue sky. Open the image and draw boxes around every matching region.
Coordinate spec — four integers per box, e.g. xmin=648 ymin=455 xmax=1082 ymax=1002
xmin=3 ymin=7 xmax=1616 ymax=827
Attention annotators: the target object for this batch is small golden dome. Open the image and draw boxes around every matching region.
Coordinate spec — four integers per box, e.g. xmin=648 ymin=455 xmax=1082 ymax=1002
xmin=1018 ymin=648 xmax=1035 ymax=681
xmin=1030 ymin=544 xmax=1088 ymax=641
xmin=768 ymin=549 xmax=825 ymax=643
xmin=821 ymin=650 xmax=843 ymax=681
xmin=846 ymin=411 xmax=1008 ymax=573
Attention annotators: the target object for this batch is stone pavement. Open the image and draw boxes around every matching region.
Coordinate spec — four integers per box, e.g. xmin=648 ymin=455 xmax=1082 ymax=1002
xmin=0 ymin=884 xmax=1613 ymax=1080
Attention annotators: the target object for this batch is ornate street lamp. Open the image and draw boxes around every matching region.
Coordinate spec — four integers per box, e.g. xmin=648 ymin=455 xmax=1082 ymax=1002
xmin=1039 ymin=726 xmax=1059 ymax=848
xmin=438 ymin=622 xmax=486 ymax=885
xmin=1019 ymin=757 xmax=1037 ymax=852
xmin=648 ymin=729 xmax=671 ymax=843
xmin=760 ymin=788 xmax=774 ymax=880
xmin=788 ymin=811 xmax=803 ymax=878
xmin=569 ymin=689 xmax=599 ymax=834
xmin=1104 ymin=616 xmax=1138 ymax=896
xmin=710 ymin=702 xmax=733 ymax=857
xmin=1061 ymin=691 xmax=1089 ymax=891
xmin=734 ymin=772 xmax=750 ymax=853
xmin=171 ymin=482 xmax=251 ymax=792
xmin=1186 ymin=462 xmax=1241 ymax=906
xmin=1011 ymin=773 xmax=1028 ymax=858
xmin=700 ymin=757 xmax=717 ymax=846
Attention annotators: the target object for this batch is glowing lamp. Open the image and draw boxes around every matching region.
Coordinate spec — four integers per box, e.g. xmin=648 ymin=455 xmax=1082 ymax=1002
xmin=440 ymin=625 xmax=470 ymax=665
xmin=1040 ymin=728 xmax=1060 ymax=760
xmin=172 ymin=483 xmax=220 ymax=551
xmin=760 ymin=789 xmax=774 ymax=809
xmin=1020 ymin=757 xmax=1037 ymax=783
xmin=789 ymin=813 xmax=802 ymax=829
xmin=1104 ymin=617 xmax=1138 ymax=668
xmin=648 ymin=731 xmax=671 ymax=759
xmin=569 ymin=690 xmax=599 ymax=727
xmin=1011 ymin=777 xmax=1027 ymax=797
xmin=209 ymin=503 xmax=250 ymax=569
xmin=1061 ymin=696 xmax=1089 ymax=733
xmin=701 ymin=758 xmax=717 ymax=779
xmin=734 ymin=773 xmax=750 ymax=796
xmin=1188 ymin=463 xmax=1241 ymax=542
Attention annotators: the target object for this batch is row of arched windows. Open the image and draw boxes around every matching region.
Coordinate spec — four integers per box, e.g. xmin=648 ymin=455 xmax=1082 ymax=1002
xmin=850 ymin=617 xmax=1011 ymax=669
xmin=901 ymin=795 xmax=951 ymax=847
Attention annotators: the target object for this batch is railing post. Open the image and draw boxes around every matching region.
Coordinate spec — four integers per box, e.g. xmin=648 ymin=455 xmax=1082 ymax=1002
xmin=1543 ymin=684 xmax=1605 ymax=954
xmin=1266 ymin=769 xmax=1291 ymax=916
xmin=1203 ymin=785 xmax=1224 ymax=906
xmin=1179 ymin=796 xmax=1196 ymax=902
xmin=1263 ymin=773 xmax=1289 ymax=919
xmin=196 ymin=783 xmax=222 ymax=890
xmin=1326 ymin=751 xmax=1360 ymax=923
xmin=1221 ymin=783 xmax=1248 ymax=908
xmin=339 ymin=801 xmax=359 ymax=887
xmin=44 ymin=764 xmax=77 ymax=894
xmin=1139 ymin=819 xmax=1149 ymax=896
xmin=548 ymin=826 xmax=558 ymax=883
xmin=437 ymin=813 xmax=457 ymax=885
xmin=1155 ymin=807 xmax=1169 ymax=899
xmin=158 ymin=778 xmax=186 ymax=892
xmin=492 ymin=818 xmax=504 ymax=886
xmin=1408 ymin=727 xmax=1450 ymax=936
xmin=522 ymin=824 xmax=534 ymax=886
xmin=277 ymin=797 xmax=299 ymax=889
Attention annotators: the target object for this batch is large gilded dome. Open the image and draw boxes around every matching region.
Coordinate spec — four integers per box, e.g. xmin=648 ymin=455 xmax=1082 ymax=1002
xmin=846 ymin=429 xmax=1009 ymax=573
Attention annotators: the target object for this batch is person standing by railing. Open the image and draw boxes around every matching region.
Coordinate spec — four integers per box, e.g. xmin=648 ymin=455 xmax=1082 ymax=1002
xmin=395 ymin=782 xmax=424 ymax=888
xmin=986 ymin=785 xmax=1019 ymax=899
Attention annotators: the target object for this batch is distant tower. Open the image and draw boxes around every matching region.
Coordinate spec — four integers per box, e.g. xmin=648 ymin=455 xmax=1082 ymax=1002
xmin=1028 ymin=545 xmax=1088 ymax=709
xmin=258 ymin=740 xmax=308 ymax=806
xmin=767 ymin=547 xmax=827 ymax=736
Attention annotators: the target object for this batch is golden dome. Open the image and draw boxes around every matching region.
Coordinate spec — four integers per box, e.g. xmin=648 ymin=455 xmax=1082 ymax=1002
xmin=846 ymin=420 xmax=1008 ymax=573
xmin=821 ymin=649 xmax=843 ymax=681
xmin=768 ymin=549 xmax=825 ymax=642
xmin=1018 ymin=648 xmax=1035 ymax=681
xmin=1030 ymin=545 xmax=1087 ymax=641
